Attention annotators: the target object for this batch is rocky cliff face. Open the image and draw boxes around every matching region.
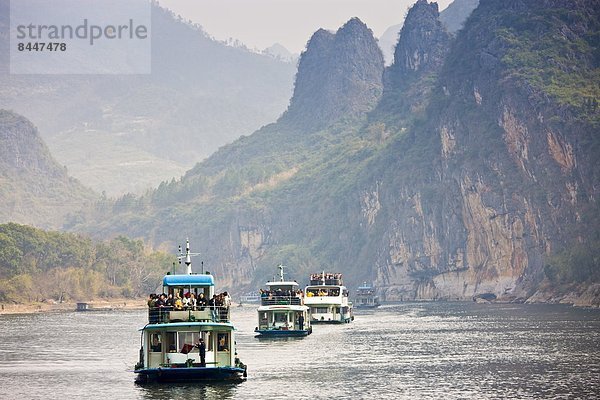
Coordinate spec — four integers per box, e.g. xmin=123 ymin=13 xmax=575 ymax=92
xmin=387 ymin=0 xmax=451 ymax=87
xmin=369 ymin=0 xmax=599 ymax=303
xmin=281 ymin=18 xmax=384 ymax=130
xmin=0 ymin=110 xmax=95 ymax=228
xmin=377 ymin=0 xmax=451 ymax=120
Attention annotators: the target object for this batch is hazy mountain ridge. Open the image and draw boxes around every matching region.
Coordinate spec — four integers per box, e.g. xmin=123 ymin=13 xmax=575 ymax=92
xmin=0 ymin=110 xmax=96 ymax=229
xmin=72 ymin=0 xmax=599 ymax=305
xmin=378 ymin=0 xmax=479 ymax=64
xmin=0 ymin=0 xmax=295 ymax=196
xmin=280 ymin=18 xmax=384 ymax=131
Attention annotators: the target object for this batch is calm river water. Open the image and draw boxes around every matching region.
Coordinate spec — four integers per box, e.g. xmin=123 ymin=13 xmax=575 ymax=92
xmin=0 ymin=302 xmax=599 ymax=399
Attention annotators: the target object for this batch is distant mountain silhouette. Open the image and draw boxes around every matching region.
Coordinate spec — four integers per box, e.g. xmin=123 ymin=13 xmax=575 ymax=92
xmin=0 ymin=0 xmax=295 ymax=195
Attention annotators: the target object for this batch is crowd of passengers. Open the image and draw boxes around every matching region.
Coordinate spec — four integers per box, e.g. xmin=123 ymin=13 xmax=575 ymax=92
xmin=310 ymin=272 xmax=342 ymax=281
xmin=147 ymin=291 xmax=231 ymax=312
xmin=259 ymin=288 xmax=304 ymax=299
xmin=306 ymin=287 xmax=340 ymax=297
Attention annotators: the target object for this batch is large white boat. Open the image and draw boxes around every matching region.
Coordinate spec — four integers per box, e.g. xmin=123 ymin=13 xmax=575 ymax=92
xmin=134 ymin=240 xmax=247 ymax=383
xmin=355 ymin=282 xmax=381 ymax=308
xmin=254 ymin=265 xmax=312 ymax=337
xmin=304 ymin=272 xmax=353 ymax=324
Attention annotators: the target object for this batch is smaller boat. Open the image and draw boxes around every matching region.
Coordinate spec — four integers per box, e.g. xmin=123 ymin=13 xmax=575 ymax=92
xmin=239 ymin=293 xmax=260 ymax=304
xmin=354 ymin=282 xmax=380 ymax=308
xmin=304 ymin=272 xmax=353 ymax=324
xmin=254 ymin=265 xmax=312 ymax=337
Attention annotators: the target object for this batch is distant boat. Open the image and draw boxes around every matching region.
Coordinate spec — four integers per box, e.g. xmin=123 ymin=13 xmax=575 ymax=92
xmin=304 ymin=272 xmax=353 ymax=324
xmin=134 ymin=240 xmax=247 ymax=383
xmin=254 ymin=265 xmax=312 ymax=337
xmin=354 ymin=282 xmax=380 ymax=309
xmin=239 ymin=293 xmax=260 ymax=303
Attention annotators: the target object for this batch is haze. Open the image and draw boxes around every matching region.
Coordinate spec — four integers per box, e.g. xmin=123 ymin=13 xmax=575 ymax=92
xmin=156 ymin=0 xmax=453 ymax=53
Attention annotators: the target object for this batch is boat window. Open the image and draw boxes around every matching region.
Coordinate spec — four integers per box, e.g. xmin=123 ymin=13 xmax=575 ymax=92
xmin=274 ymin=313 xmax=288 ymax=323
xmin=307 ymin=288 xmax=340 ymax=297
xmin=166 ymin=332 xmax=177 ymax=353
xmin=217 ymin=333 xmax=229 ymax=352
xmin=312 ymin=307 xmax=329 ymax=314
xmin=204 ymin=331 xmax=213 ymax=352
xmin=178 ymin=331 xmax=199 ymax=354
xmin=150 ymin=333 xmax=162 ymax=352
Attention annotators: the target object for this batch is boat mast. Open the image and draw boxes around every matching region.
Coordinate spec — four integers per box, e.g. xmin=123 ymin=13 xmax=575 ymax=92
xmin=178 ymin=239 xmax=201 ymax=275
xmin=278 ymin=264 xmax=287 ymax=282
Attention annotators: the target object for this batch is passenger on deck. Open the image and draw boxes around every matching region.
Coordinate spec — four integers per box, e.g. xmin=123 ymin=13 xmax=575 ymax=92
xmin=174 ymin=294 xmax=183 ymax=311
xmin=197 ymin=293 xmax=207 ymax=310
xmin=189 ymin=293 xmax=197 ymax=310
xmin=165 ymin=294 xmax=174 ymax=311
xmin=209 ymin=295 xmax=217 ymax=321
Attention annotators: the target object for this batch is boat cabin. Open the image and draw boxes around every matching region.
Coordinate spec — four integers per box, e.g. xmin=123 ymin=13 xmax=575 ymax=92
xmin=142 ymin=322 xmax=236 ymax=369
xmin=142 ymin=273 xmax=234 ymax=369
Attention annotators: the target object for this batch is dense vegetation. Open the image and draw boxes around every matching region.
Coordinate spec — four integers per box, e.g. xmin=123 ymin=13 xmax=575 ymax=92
xmin=0 ymin=223 xmax=174 ymax=303
xmin=545 ymin=240 xmax=600 ymax=284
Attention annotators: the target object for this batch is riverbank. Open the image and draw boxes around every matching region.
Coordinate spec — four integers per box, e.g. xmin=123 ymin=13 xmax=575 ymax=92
xmin=0 ymin=298 xmax=147 ymax=315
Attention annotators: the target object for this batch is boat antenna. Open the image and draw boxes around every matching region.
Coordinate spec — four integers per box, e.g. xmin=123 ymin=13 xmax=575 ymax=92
xmin=177 ymin=238 xmax=201 ymax=275
xmin=278 ymin=264 xmax=287 ymax=282
xmin=321 ymin=270 xmax=325 ymax=285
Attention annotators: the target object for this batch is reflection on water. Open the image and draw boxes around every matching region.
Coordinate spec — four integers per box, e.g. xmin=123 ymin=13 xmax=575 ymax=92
xmin=135 ymin=382 xmax=238 ymax=400
xmin=0 ymin=302 xmax=599 ymax=399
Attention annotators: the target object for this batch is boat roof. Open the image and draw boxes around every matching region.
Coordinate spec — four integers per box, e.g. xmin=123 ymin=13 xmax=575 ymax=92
xmin=162 ymin=274 xmax=215 ymax=287
xmin=306 ymin=284 xmax=345 ymax=289
xmin=258 ymin=305 xmax=308 ymax=311
xmin=140 ymin=321 xmax=234 ymax=331
xmin=266 ymin=281 xmax=299 ymax=287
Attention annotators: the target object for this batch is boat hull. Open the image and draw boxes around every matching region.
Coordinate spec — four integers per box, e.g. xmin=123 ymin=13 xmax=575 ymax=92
xmin=311 ymin=318 xmax=352 ymax=324
xmin=254 ymin=328 xmax=311 ymax=337
xmin=135 ymin=366 xmax=246 ymax=383
xmin=355 ymin=304 xmax=380 ymax=309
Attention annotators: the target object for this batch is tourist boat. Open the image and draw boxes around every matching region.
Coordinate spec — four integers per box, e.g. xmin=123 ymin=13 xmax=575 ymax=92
xmin=134 ymin=240 xmax=247 ymax=383
xmin=239 ymin=293 xmax=260 ymax=304
xmin=354 ymin=282 xmax=380 ymax=308
xmin=254 ymin=265 xmax=312 ymax=337
xmin=304 ymin=272 xmax=353 ymax=324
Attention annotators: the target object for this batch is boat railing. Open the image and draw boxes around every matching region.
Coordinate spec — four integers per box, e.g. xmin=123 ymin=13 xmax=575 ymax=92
xmin=148 ymin=306 xmax=230 ymax=324
xmin=260 ymin=296 xmax=302 ymax=306
xmin=309 ymin=278 xmax=342 ymax=286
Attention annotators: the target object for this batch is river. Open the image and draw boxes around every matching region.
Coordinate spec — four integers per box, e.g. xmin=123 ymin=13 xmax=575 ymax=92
xmin=0 ymin=302 xmax=598 ymax=399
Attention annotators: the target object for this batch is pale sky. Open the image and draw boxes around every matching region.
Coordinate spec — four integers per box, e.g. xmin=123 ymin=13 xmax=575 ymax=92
xmin=156 ymin=0 xmax=453 ymax=53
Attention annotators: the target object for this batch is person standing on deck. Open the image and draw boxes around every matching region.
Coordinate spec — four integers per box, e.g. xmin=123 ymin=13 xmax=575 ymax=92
xmin=195 ymin=338 xmax=206 ymax=367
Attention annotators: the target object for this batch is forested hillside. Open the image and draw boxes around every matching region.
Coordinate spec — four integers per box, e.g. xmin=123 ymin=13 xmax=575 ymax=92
xmin=0 ymin=223 xmax=174 ymax=303
xmin=72 ymin=0 xmax=599 ymax=306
